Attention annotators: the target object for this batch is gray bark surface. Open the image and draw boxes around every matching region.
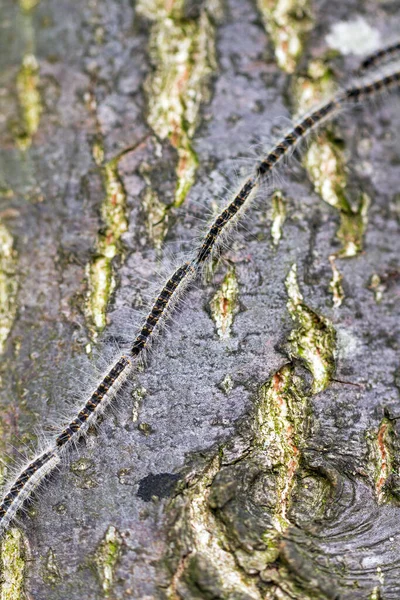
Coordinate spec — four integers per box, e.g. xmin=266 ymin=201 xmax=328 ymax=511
xmin=0 ymin=0 xmax=400 ymax=599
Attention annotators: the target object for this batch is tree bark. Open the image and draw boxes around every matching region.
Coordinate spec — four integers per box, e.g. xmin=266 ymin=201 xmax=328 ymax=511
xmin=0 ymin=0 xmax=400 ymax=599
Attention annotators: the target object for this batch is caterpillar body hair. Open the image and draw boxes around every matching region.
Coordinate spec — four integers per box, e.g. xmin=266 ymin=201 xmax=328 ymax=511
xmin=193 ymin=64 xmax=400 ymax=268
xmin=0 ymin=450 xmax=60 ymax=535
xmin=342 ymin=63 xmax=400 ymax=103
xmin=55 ymin=354 xmax=134 ymax=450
xmin=56 ymin=262 xmax=196 ymax=449
xmin=194 ymin=177 xmax=258 ymax=265
xmin=131 ymin=261 xmax=196 ymax=355
xmin=0 ymin=264 xmax=196 ymax=529
xmin=358 ymin=40 xmax=400 ymax=73
xmin=0 ymin=48 xmax=398 ymax=538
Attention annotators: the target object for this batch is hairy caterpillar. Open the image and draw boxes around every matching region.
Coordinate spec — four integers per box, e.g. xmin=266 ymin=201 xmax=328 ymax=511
xmin=359 ymin=39 xmax=400 ymax=72
xmin=193 ymin=62 xmax=400 ymax=266
xmin=0 ymin=44 xmax=399 ymax=536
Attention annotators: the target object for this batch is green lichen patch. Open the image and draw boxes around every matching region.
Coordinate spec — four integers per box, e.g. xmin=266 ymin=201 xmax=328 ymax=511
xmin=137 ymin=0 xmax=222 ymax=211
xmin=16 ymin=54 xmax=42 ymax=150
xmin=219 ymin=374 xmax=233 ymax=395
xmin=138 ymin=422 xmax=154 ymax=436
xmin=256 ymin=364 xmax=309 ymax=532
xmin=336 ymin=193 xmax=370 ymax=259
xmin=141 ymin=187 xmax=168 ymax=250
xmin=70 ymin=458 xmax=98 ymax=489
xmin=0 ymin=222 xmax=18 ymax=355
xmin=93 ymin=526 xmax=123 ymax=597
xmin=86 ymin=256 xmax=115 ymax=335
xmin=369 ymin=586 xmax=382 ymax=600
xmin=210 ymin=267 xmax=239 ymax=338
xmin=92 ymin=140 xmax=105 ymax=167
xmin=102 ymin=161 xmax=128 ymax=250
xmin=162 ymin=359 xmax=331 ymax=596
xmin=292 ymin=58 xmax=336 ymax=115
xmin=303 ymin=137 xmax=345 ymax=214
xmin=132 ymin=386 xmax=147 ymax=422
xmin=256 ymin=0 xmax=313 ymax=74
xmin=41 ymin=548 xmax=61 ymax=585
xmin=369 ymin=274 xmax=385 ymax=304
xmin=86 ymin=155 xmax=128 ymax=335
xmin=304 ymin=138 xmax=370 ymax=258
xmin=328 ymin=255 xmax=344 ymax=309
xmin=164 ymin=457 xmax=263 ymax=600
xmin=270 ymin=191 xmax=287 ymax=247
xmin=285 ymin=264 xmax=336 ymax=393
xmin=0 ymin=528 xmax=27 ymax=600
xmin=19 ymin=0 xmax=39 ymax=11
xmin=366 ymin=418 xmax=398 ymax=504
xmin=70 ymin=458 xmax=94 ymax=475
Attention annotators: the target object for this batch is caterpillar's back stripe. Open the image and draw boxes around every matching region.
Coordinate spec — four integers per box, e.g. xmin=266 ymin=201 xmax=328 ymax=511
xmin=55 ymin=355 xmax=132 ymax=449
xmin=343 ymin=67 xmax=400 ymax=102
xmin=359 ymin=40 xmax=400 ymax=73
xmin=0 ymin=451 xmax=59 ymax=534
xmin=131 ymin=262 xmax=194 ymax=354
xmin=194 ymin=177 xmax=257 ymax=265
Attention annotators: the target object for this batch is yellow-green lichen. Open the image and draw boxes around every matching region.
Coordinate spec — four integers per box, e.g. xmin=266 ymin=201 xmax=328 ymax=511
xmin=0 ymin=528 xmax=26 ymax=600
xmin=102 ymin=161 xmax=128 ymax=253
xmin=42 ymin=548 xmax=61 ymax=585
xmin=256 ymin=0 xmax=313 ymax=74
xmin=93 ymin=525 xmax=122 ymax=596
xmin=0 ymin=222 xmax=18 ymax=355
xmin=70 ymin=457 xmax=94 ymax=474
xmin=166 ymin=457 xmax=263 ymax=600
xmin=132 ymin=386 xmax=147 ymax=422
xmin=285 ymin=264 xmax=336 ymax=393
xmin=220 ymin=374 xmax=233 ymax=395
xmin=86 ymin=155 xmax=128 ymax=334
xmin=92 ymin=140 xmax=105 ymax=167
xmin=0 ymin=190 xmax=15 ymax=200
xmin=369 ymin=586 xmax=382 ymax=600
xmin=292 ymin=58 xmax=336 ymax=114
xmin=304 ymin=139 xmax=370 ymax=258
xmin=329 ymin=255 xmax=344 ymax=308
xmin=256 ymin=364 xmax=308 ymax=533
xmin=270 ymin=190 xmax=287 ymax=247
xmin=137 ymin=0 xmax=222 ymax=211
xmin=19 ymin=0 xmax=39 ymax=11
xmin=70 ymin=457 xmax=98 ymax=489
xmin=369 ymin=273 xmax=385 ymax=304
xmin=86 ymin=256 xmax=115 ymax=334
xmin=335 ymin=192 xmax=370 ymax=259
xmin=138 ymin=422 xmax=154 ymax=436
xmin=16 ymin=54 xmax=42 ymax=150
xmin=367 ymin=418 xmax=395 ymax=504
xmin=141 ymin=187 xmax=169 ymax=250
xmin=210 ymin=267 xmax=239 ymax=338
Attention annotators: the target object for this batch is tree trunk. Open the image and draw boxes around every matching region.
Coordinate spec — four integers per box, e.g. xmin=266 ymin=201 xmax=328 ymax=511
xmin=0 ymin=0 xmax=399 ymax=598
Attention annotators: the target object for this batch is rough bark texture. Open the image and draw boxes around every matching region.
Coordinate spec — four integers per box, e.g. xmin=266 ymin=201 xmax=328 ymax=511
xmin=0 ymin=1 xmax=400 ymax=599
